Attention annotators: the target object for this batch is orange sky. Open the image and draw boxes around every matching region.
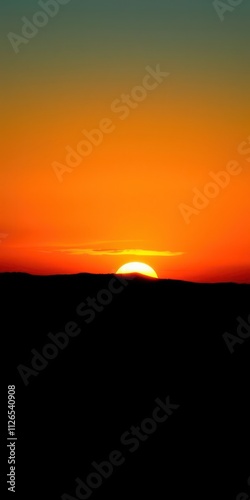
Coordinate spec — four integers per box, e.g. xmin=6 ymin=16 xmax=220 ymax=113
xmin=1 ymin=1 xmax=250 ymax=282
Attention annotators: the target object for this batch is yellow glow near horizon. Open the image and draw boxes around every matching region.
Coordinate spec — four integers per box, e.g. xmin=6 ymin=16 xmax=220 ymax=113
xmin=116 ymin=262 xmax=158 ymax=278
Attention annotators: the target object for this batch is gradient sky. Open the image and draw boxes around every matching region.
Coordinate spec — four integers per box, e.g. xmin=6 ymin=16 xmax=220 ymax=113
xmin=1 ymin=0 xmax=250 ymax=281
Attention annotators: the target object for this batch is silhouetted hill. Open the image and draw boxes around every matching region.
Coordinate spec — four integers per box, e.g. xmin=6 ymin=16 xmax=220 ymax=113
xmin=2 ymin=273 xmax=250 ymax=500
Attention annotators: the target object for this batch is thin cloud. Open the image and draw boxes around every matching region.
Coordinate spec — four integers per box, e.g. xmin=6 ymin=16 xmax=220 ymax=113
xmin=59 ymin=248 xmax=184 ymax=257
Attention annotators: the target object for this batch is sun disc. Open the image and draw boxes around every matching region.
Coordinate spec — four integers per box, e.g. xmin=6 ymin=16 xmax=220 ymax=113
xmin=116 ymin=262 xmax=158 ymax=279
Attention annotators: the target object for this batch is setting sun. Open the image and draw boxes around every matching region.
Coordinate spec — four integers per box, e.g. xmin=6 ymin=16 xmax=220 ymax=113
xmin=116 ymin=262 xmax=158 ymax=279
